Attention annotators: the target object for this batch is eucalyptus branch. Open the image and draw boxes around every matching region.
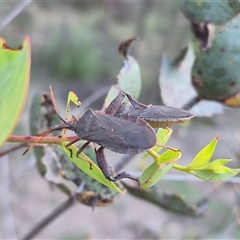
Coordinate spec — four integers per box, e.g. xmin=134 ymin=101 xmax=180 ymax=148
xmin=21 ymin=196 xmax=76 ymax=240
xmin=181 ymin=95 xmax=201 ymax=110
xmin=7 ymin=135 xmax=78 ymax=145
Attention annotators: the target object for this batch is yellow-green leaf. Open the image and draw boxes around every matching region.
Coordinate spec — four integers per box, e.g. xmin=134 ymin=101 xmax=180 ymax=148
xmin=140 ymin=150 xmax=181 ymax=189
xmin=206 ymin=165 xmax=234 ymax=174
xmin=190 ymin=168 xmax=240 ymax=181
xmin=143 ymin=128 xmax=172 ymax=159
xmin=210 ymin=158 xmax=232 ymax=166
xmin=61 ymin=141 xmax=122 ymax=193
xmin=65 ymin=91 xmax=81 ymax=120
xmin=0 ymin=37 xmax=31 ymax=147
xmin=188 ymin=136 xmax=220 ymax=169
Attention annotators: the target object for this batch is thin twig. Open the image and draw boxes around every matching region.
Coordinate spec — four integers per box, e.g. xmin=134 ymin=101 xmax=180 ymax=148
xmin=0 ymin=143 xmax=28 ymax=158
xmin=21 ymin=196 xmax=76 ymax=240
xmin=0 ymin=157 xmax=36 ymax=194
xmin=0 ymin=0 xmax=32 ymax=31
xmin=181 ymin=95 xmax=201 ymax=110
xmin=162 ymin=173 xmax=240 ymax=184
xmin=129 ymin=172 xmax=240 ymax=184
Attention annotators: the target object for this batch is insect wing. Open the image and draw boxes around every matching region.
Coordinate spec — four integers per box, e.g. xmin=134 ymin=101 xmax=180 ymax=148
xmin=116 ymin=104 xmax=194 ymax=128
xmin=77 ymin=109 xmax=156 ymax=154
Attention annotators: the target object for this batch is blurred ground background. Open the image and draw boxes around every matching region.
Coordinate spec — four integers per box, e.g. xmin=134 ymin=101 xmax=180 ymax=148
xmin=0 ymin=1 xmax=240 ymax=239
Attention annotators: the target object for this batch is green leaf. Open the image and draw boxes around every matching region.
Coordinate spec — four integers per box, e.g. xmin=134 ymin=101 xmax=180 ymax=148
xmin=41 ymin=147 xmax=72 ymax=196
xmin=143 ymin=128 xmax=172 ymax=159
xmin=29 ymin=92 xmax=61 ymax=176
xmin=61 ymin=141 xmax=122 ymax=193
xmin=176 ymin=137 xmax=239 ymax=181
xmin=29 ymin=92 xmax=60 ymax=136
xmin=159 ymin=46 xmax=196 ymax=108
xmin=0 ymin=37 xmax=31 ymax=147
xmin=103 ymin=56 xmax=141 ymax=108
xmin=190 ymin=167 xmax=240 ymax=181
xmin=155 ymin=149 xmax=181 ymax=165
xmin=154 ymin=128 xmax=173 ymax=153
xmin=188 ymin=136 xmax=220 ymax=169
xmin=140 ymin=150 xmax=181 ymax=189
xmin=65 ymin=91 xmax=81 ymax=122
xmin=229 ymin=1 xmax=240 ymax=14
xmin=47 ymin=145 xmax=125 ymax=207
xmin=209 ymin=165 xmax=234 ymax=174
xmin=210 ymin=158 xmax=232 ymax=166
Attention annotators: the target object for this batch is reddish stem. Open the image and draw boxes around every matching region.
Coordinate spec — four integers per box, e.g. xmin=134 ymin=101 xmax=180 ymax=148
xmin=7 ymin=135 xmax=78 ymax=144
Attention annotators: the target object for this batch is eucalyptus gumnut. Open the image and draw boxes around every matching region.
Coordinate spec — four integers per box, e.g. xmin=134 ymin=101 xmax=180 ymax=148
xmin=192 ymin=13 xmax=240 ymax=107
xmin=180 ymin=0 xmax=235 ymax=25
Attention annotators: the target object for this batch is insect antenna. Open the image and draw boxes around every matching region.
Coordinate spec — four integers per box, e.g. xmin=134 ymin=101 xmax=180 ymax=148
xmin=22 ymin=123 xmax=72 ymax=155
xmin=155 ymin=144 xmax=180 ymax=152
xmin=49 ymin=85 xmax=59 ymax=114
xmin=57 ymin=113 xmax=71 ymax=126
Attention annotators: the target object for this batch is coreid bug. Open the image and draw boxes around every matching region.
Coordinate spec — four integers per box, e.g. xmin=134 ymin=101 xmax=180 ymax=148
xmin=55 ymin=108 xmax=157 ymax=154
xmin=56 ymin=108 xmax=156 ymax=181
xmin=92 ymin=91 xmax=193 ymax=182
xmin=106 ymin=92 xmax=194 ymax=128
xmin=24 ymin=90 xmax=157 ymax=182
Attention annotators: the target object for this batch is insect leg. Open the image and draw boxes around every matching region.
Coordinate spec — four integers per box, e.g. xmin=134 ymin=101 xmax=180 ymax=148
xmin=65 ymin=138 xmax=81 ymax=157
xmin=71 ymin=115 xmax=78 ymax=122
xmin=76 ymin=141 xmax=91 ymax=158
xmin=95 ymin=146 xmax=139 ymax=182
xmin=66 ymin=140 xmax=93 ymax=169
xmin=76 ymin=141 xmax=93 ymax=169
xmin=125 ymin=93 xmax=151 ymax=109
xmin=105 ymin=92 xmax=126 ymax=115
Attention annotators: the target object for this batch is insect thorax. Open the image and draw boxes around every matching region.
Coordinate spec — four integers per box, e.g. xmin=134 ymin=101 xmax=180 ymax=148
xmin=73 ymin=109 xmax=99 ymax=138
